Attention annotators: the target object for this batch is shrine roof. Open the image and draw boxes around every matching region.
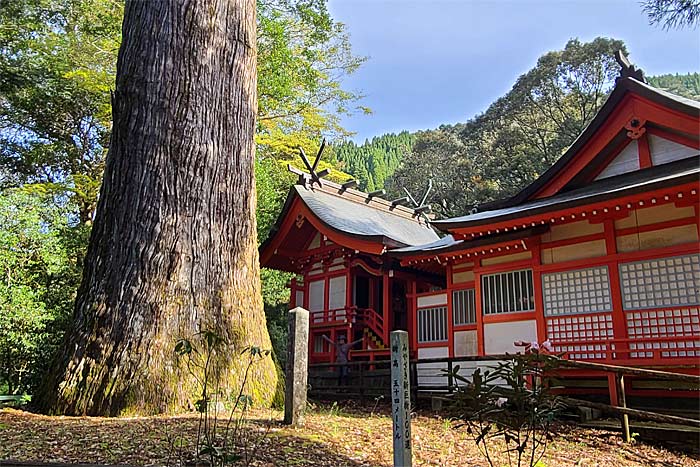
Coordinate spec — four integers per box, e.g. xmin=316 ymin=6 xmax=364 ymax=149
xmin=431 ymin=156 xmax=699 ymax=232
xmin=477 ymin=77 xmax=700 ymax=211
xmin=388 ymin=227 xmax=548 ymax=258
xmin=292 ymin=184 xmax=439 ymax=246
xmin=259 ymin=179 xmax=440 ymax=270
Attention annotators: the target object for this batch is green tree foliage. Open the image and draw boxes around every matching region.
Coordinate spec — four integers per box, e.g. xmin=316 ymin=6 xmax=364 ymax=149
xmin=643 ymin=0 xmax=700 ymax=29
xmin=0 ymin=0 xmax=364 ymax=377
xmin=253 ymin=0 xmax=364 ymax=368
xmin=334 ymin=131 xmax=414 ymax=191
xmin=386 ymin=127 xmax=497 ymax=218
xmin=647 ymin=72 xmax=700 ymax=100
xmin=0 ymin=0 xmax=122 ymax=223
xmin=387 ymin=38 xmax=626 ymax=218
xmin=0 ymin=189 xmax=87 ymax=394
xmin=0 ymin=0 xmax=361 ymax=219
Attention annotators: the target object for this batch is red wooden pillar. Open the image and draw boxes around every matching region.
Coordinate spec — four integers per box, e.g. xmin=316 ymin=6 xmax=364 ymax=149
xmin=446 ymin=263 xmax=454 ymax=357
xmin=289 ymin=277 xmax=297 ymax=309
xmin=323 ymin=274 xmax=329 ymax=323
xmin=409 ymin=280 xmax=418 ymax=352
xmin=637 ymin=133 xmax=652 ymax=169
xmin=531 ymin=242 xmax=547 ymax=342
xmin=605 ymin=218 xmax=628 ymax=359
xmin=346 ymin=267 xmax=353 ymax=339
xmin=474 ymin=264 xmax=485 ymax=356
xmin=382 ymin=272 xmax=390 ymax=344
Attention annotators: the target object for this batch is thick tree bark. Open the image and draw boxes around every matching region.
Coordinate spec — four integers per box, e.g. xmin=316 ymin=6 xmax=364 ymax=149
xmin=36 ymin=0 xmax=277 ymax=416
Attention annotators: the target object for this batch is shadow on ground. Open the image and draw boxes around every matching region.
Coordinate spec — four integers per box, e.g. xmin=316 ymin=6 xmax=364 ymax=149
xmin=0 ymin=409 xmax=385 ymax=467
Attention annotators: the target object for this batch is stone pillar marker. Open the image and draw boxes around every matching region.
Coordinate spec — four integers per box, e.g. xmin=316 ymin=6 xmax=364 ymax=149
xmin=390 ymin=330 xmax=413 ymax=467
xmin=284 ymin=307 xmax=309 ymax=426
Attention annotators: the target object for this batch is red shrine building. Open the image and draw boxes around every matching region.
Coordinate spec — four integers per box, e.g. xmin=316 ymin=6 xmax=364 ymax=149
xmin=260 ymin=67 xmax=700 ymax=392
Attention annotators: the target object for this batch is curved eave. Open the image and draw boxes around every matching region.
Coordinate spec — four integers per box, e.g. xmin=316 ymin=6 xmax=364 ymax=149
xmin=432 ymin=170 xmax=699 ymax=238
xmin=260 ymin=193 xmax=409 ymax=272
xmin=391 ymin=227 xmax=548 ymax=264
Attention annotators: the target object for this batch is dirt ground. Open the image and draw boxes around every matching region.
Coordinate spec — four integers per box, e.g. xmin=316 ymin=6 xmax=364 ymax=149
xmin=0 ymin=403 xmax=698 ymax=467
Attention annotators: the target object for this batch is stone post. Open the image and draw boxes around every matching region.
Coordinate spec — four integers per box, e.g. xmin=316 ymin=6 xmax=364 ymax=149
xmin=284 ymin=307 xmax=309 ymax=426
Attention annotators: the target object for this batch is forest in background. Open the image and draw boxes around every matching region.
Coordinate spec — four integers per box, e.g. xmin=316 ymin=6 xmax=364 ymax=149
xmin=1 ymin=0 xmax=698 ymax=397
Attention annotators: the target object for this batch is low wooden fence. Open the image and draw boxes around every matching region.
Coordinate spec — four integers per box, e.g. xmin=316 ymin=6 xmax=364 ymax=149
xmin=308 ymin=354 xmax=700 ymax=440
xmin=308 ymin=354 xmax=509 ymax=400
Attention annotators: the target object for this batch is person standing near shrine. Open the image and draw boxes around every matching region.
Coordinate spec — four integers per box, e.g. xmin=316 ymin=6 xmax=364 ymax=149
xmin=322 ymin=334 xmax=363 ymax=386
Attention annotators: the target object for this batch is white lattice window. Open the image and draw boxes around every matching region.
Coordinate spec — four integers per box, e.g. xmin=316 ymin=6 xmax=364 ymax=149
xmin=542 ymin=266 xmax=612 ymax=316
xmin=625 ymin=308 xmax=700 ymax=358
xmin=481 ymin=269 xmax=534 ymax=314
xmin=417 ymin=307 xmax=448 ymax=343
xmin=453 ymin=289 xmax=476 ymax=325
xmin=546 ymin=314 xmax=614 ymax=359
xmin=619 ymin=254 xmax=700 ymax=310
xmin=626 ymin=307 xmax=700 ymax=338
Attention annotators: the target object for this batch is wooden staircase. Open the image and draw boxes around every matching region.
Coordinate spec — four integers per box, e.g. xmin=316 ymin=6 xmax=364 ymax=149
xmin=363 ymin=327 xmax=386 ymax=350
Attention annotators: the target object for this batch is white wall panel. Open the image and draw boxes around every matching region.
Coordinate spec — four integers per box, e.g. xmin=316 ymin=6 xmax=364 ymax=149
xmin=328 ymin=276 xmax=347 ymax=311
xmin=417 ymin=347 xmax=449 ymax=389
xmin=483 ymin=320 xmax=537 ymax=355
xmin=454 ymin=330 xmax=478 ymax=356
xmin=596 ymin=140 xmax=639 ymax=180
xmin=417 ymin=293 xmax=447 ymax=308
xmin=649 ymin=134 xmax=697 ymax=166
xmin=308 ymin=279 xmax=325 ymax=312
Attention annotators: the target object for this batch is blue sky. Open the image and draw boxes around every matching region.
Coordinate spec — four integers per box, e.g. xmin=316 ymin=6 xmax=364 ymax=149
xmin=327 ymin=0 xmax=700 ymax=142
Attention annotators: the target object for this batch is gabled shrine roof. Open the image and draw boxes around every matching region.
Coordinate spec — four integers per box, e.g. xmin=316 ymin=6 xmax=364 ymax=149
xmin=492 ymin=77 xmax=700 ymax=208
xmin=259 ymin=179 xmax=440 ymax=270
xmin=431 ymin=156 xmax=699 ymax=232
xmin=292 ymin=184 xmax=439 ymax=246
xmin=432 ymin=76 xmax=700 ymax=233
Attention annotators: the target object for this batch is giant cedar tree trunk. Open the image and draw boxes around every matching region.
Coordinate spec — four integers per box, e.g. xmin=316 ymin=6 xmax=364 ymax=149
xmin=37 ymin=0 xmax=277 ymax=415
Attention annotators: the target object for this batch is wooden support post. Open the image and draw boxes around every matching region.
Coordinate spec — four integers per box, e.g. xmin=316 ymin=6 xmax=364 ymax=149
xmin=284 ymin=307 xmax=310 ymax=426
xmin=617 ymin=373 xmax=631 ymax=443
xmin=390 ymin=331 xmax=413 ymax=467
xmin=359 ymin=362 xmax=365 ymax=398
xmin=383 ymin=274 xmax=390 ymax=343
xmin=607 ymin=373 xmax=619 ymax=407
xmin=447 ymin=359 xmax=454 ymax=394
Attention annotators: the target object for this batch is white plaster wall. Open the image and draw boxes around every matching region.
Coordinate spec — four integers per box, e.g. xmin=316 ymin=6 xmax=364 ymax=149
xmin=483 ymin=319 xmax=537 ymax=355
xmin=417 ymin=293 xmax=447 ymax=308
xmin=328 ymin=276 xmax=346 ymax=319
xmin=649 ymin=134 xmax=697 ymax=165
xmin=596 ymin=140 xmax=639 ymax=179
xmin=454 ymin=330 xmax=478 ymax=356
xmin=308 ymin=279 xmax=325 ymax=313
xmin=416 ymin=346 xmax=449 ymax=389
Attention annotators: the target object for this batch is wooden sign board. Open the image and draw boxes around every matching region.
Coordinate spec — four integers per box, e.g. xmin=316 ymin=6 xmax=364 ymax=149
xmin=390 ymin=330 xmax=412 ymax=467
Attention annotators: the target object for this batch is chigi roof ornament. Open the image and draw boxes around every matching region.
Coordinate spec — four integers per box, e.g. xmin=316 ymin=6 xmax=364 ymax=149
xmin=403 ymin=179 xmax=433 ymax=221
xmin=288 ymin=138 xmax=332 ymax=187
xmin=615 ymin=50 xmax=646 ymax=84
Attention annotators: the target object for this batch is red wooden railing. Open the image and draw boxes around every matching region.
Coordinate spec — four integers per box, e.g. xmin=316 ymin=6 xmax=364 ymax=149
xmin=309 ymin=307 xmax=351 ymax=326
xmin=352 ymin=307 xmax=385 ymax=344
